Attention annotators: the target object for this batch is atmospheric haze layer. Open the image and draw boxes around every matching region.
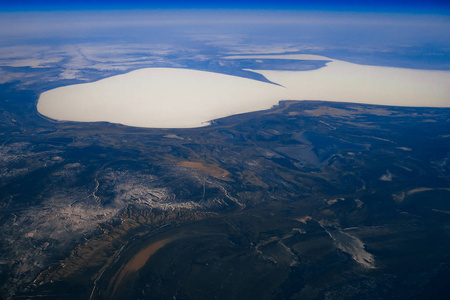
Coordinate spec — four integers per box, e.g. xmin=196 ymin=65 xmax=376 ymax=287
xmin=37 ymin=55 xmax=450 ymax=128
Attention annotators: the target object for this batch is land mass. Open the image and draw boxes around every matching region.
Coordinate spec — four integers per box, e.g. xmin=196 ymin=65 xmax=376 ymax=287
xmin=1 ymin=99 xmax=449 ymax=299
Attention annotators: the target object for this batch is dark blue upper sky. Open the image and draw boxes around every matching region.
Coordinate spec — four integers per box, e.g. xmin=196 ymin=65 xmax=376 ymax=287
xmin=0 ymin=0 xmax=449 ymax=14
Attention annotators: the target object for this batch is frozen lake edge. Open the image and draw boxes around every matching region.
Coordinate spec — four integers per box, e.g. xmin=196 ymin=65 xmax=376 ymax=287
xmin=37 ymin=55 xmax=450 ymax=128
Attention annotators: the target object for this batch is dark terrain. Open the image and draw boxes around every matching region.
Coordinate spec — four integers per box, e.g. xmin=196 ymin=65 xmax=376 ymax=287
xmin=0 ymin=82 xmax=449 ymax=299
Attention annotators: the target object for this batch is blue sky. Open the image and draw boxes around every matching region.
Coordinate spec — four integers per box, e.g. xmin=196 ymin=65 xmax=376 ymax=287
xmin=0 ymin=0 xmax=449 ymax=13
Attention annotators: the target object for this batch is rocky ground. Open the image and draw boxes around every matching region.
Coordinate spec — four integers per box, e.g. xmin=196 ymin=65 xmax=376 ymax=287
xmin=1 ymin=89 xmax=449 ymax=299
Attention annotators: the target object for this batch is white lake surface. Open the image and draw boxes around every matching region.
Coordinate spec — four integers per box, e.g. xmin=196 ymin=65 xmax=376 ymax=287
xmin=37 ymin=55 xmax=450 ymax=128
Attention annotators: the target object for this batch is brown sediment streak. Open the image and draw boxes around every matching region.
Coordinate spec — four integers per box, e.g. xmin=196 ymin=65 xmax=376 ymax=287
xmin=107 ymin=236 xmax=178 ymax=297
xmin=179 ymin=161 xmax=231 ymax=180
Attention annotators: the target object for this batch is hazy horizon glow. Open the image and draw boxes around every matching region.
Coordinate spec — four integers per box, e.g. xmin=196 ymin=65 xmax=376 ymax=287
xmin=1 ymin=9 xmax=449 ymax=71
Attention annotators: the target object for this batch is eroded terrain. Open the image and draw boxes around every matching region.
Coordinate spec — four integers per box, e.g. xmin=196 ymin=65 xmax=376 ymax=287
xmin=1 ymin=93 xmax=450 ymax=299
